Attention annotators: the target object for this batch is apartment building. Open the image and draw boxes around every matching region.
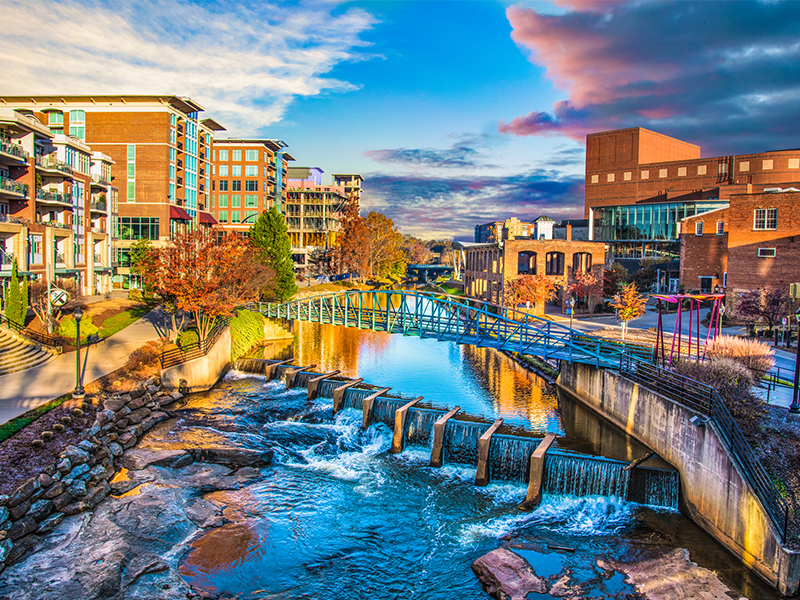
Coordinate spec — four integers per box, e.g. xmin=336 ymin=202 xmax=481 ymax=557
xmin=210 ymin=138 xmax=292 ymax=233
xmin=331 ymin=173 xmax=363 ymax=208
xmin=679 ymin=190 xmax=800 ymax=301
xmin=0 ymin=95 xmax=223 ymax=288
xmin=585 ymin=127 xmax=800 ymax=282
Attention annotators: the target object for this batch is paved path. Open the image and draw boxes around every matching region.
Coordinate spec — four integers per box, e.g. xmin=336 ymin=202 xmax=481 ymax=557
xmin=0 ymin=306 xmax=165 ymax=425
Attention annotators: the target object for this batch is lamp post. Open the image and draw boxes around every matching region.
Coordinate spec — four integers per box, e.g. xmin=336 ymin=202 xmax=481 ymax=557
xmin=73 ymin=306 xmax=85 ymax=399
xmin=568 ymin=297 xmax=576 ymax=329
xmin=790 ymin=308 xmax=800 ymax=414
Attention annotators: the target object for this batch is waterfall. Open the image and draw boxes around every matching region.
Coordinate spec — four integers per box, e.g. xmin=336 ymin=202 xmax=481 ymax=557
xmin=318 ymin=379 xmax=343 ymax=399
xmin=544 ymin=453 xmax=631 ymax=499
xmin=292 ymin=372 xmax=318 ymax=389
xmin=236 ymin=358 xmax=270 ymax=374
xmin=628 ymin=466 xmax=680 ymax=510
xmin=488 ymin=434 xmax=539 ymax=483
xmin=341 ymin=387 xmax=376 ymax=411
xmin=372 ymin=397 xmax=411 ymax=428
xmin=443 ymin=420 xmax=487 ymax=466
xmin=404 ymin=408 xmax=443 ymax=448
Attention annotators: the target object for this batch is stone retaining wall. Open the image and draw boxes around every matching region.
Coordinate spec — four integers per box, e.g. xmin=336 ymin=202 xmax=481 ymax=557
xmin=0 ymin=382 xmax=183 ymax=573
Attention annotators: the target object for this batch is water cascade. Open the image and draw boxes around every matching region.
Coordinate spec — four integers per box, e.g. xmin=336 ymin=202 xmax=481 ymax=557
xmin=543 ymin=453 xmax=631 ymax=499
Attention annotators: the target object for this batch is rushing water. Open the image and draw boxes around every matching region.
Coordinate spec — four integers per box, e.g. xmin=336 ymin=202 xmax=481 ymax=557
xmin=174 ymin=320 xmax=780 ymax=599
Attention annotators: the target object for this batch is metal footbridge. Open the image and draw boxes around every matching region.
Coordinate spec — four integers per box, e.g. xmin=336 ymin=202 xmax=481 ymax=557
xmin=258 ymin=290 xmax=650 ymax=368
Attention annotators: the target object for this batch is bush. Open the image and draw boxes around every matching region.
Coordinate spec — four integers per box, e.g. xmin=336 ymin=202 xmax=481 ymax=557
xmin=57 ymin=314 xmax=99 ymax=341
xmin=230 ymin=310 xmax=266 ymax=361
xmin=128 ymin=341 xmax=161 ymax=371
xmin=177 ymin=328 xmax=199 ymax=349
xmin=673 ymin=357 xmax=755 ymax=404
xmin=336 ymin=280 xmax=355 ymax=288
xmin=128 ymin=288 xmax=143 ymax=301
xmin=705 ymin=335 xmax=774 ymax=377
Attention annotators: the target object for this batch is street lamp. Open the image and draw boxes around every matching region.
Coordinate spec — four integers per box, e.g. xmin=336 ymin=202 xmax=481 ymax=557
xmin=790 ymin=307 xmax=800 ymax=414
xmin=568 ymin=297 xmax=576 ymax=329
xmin=73 ymin=306 xmax=85 ymax=399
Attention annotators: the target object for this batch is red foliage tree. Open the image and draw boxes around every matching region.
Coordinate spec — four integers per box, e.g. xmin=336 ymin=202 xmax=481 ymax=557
xmin=503 ymin=274 xmax=562 ymax=317
xmin=568 ymin=271 xmax=603 ymax=313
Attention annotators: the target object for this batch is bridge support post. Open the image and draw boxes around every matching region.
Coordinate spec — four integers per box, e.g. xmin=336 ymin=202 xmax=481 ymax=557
xmin=475 ymin=419 xmax=504 ymax=487
xmin=284 ymin=364 xmax=317 ymax=389
xmin=430 ymin=406 xmax=461 ymax=468
xmin=332 ymin=378 xmax=363 ymax=414
xmin=518 ymin=433 xmax=556 ymax=510
xmin=390 ymin=397 xmax=423 ymax=453
xmin=306 ymin=370 xmax=341 ymax=401
xmin=266 ymin=359 xmax=294 ymax=381
xmin=362 ymin=387 xmax=392 ymax=429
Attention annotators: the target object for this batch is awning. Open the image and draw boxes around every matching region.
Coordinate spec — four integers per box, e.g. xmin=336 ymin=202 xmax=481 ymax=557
xmin=198 ymin=211 xmax=218 ymax=225
xmin=169 ymin=205 xmax=192 ymax=221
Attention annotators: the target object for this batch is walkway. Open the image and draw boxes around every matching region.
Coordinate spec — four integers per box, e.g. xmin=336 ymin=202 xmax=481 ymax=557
xmin=0 ymin=306 xmax=164 ymax=425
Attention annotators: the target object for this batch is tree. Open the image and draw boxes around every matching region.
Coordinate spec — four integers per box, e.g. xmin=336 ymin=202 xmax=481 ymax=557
xmin=568 ymin=271 xmax=603 ymax=313
xmin=139 ymin=230 xmax=273 ymax=341
xmin=249 ymin=207 xmax=297 ymax=302
xmin=611 ymin=283 xmax=647 ymax=341
xmin=5 ymin=258 xmax=27 ymax=325
xmin=402 ymin=235 xmax=432 ymax=265
xmin=736 ymin=287 xmax=789 ymax=332
xmin=29 ymin=278 xmax=84 ymax=334
xmin=603 ymin=262 xmax=628 ymax=297
xmin=503 ymin=274 xmax=561 ymax=317
xmin=365 ymin=211 xmax=406 ymax=278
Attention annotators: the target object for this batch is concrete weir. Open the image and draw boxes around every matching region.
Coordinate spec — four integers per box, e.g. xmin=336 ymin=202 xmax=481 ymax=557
xmin=284 ymin=365 xmax=317 ymax=389
xmin=332 ymin=379 xmax=364 ymax=414
xmin=390 ymin=397 xmax=423 ymax=453
xmin=519 ymin=433 xmax=557 ymax=510
xmin=307 ymin=371 xmax=341 ymax=401
xmin=362 ymin=388 xmax=391 ymax=429
xmin=475 ymin=419 xmax=503 ymax=486
xmin=558 ymin=361 xmax=800 ymax=596
xmin=266 ymin=359 xmax=294 ymax=381
xmin=430 ymin=407 xmax=461 ymax=468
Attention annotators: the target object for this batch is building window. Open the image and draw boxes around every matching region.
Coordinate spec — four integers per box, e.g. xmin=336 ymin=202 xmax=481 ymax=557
xmin=232 ymin=150 xmax=242 ymax=161
xmin=48 ymin=112 xmax=63 ymax=126
xmin=231 ymin=210 xmax=241 ymax=223
xmin=723 ymin=272 xmax=727 ymax=288
xmin=231 ymin=180 xmax=241 ymax=192
xmin=641 ymin=170 xmax=649 ymax=179
xmin=245 ymin=150 xmax=258 ymax=161
xmin=218 ymin=210 xmax=228 ymax=223
xmin=171 ymin=147 xmax=176 ymax=162
xmin=545 ymin=252 xmax=564 ymax=276
xmin=697 ymin=165 xmax=707 ymax=175
xmin=232 ymin=194 xmax=241 ymax=208
xmin=245 ymin=165 xmax=258 ymax=177
xmin=218 ymin=194 xmax=228 ymax=208
xmin=245 ymin=210 xmax=258 ymax=222
xmin=218 ymin=180 xmax=228 ymax=192
xmin=518 ymin=251 xmax=536 ymax=275
xmin=718 ymin=161 xmax=728 ymax=174
xmin=115 ymin=217 xmax=160 ymax=240
xmin=754 ymin=208 xmax=777 ymax=230
xmin=219 ymin=149 xmax=229 ymax=161
xmin=716 ymin=221 xmax=724 ymax=235
xmin=245 ymin=180 xmax=258 ymax=192
xmin=607 ymin=173 xmax=615 ymax=183
xmin=232 ymin=165 xmax=241 ymax=177
xmin=695 ymin=222 xmax=703 ymax=236
xmin=763 ymin=159 xmax=774 ymax=170
xmin=572 ymin=252 xmax=592 ymax=274
xmin=623 ymin=172 xmax=631 ymax=181
xmin=659 ymin=169 xmax=668 ymax=178
xmin=245 ymin=194 xmax=258 ymax=207
xmin=171 ymin=114 xmax=176 ymax=126
xmin=590 ymin=175 xmax=599 ymax=184
xmin=739 ymin=161 xmax=750 ymax=171
xmin=789 ymin=158 xmax=800 ymax=169
xmin=677 ymin=167 xmax=687 ymax=177
xmin=219 ymin=165 xmax=228 ymax=177
xmin=69 ymin=110 xmax=85 ymax=140
xmin=758 ymin=248 xmax=776 ymax=258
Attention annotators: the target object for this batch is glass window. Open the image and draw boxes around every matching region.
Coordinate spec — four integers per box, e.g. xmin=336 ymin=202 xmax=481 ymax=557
xmin=695 ymin=222 xmax=703 ymax=236
xmin=245 ymin=150 xmax=258 ymax=161
xmin=115 ymin=217 xmax=159 ymax=240
xmin=245 ymin=194 xmax=258 ymax=207
xmin=231 ymin=210 xmax=241 ymax=223
xmin=69 ymin=110 xmax=85 ymax=122
xmin=171 ymin=147 xmax=176 ymax=161
xmin=716 ymin=221 xmax=724 ymax=235
xmin=48 ymin=112 xmax=63 ymax=125
xmin=218 ymin=194 xmax=228 ymax=207
xmin=219 ymin=165 xmax=228 ymax=176
xmin=754 ymin=208 xmax=777 ymax=230
xmin=232 ymin=165 xmax=241 ymax=176
xmin=218 ymin=180 xmax=228 ymax=192
xmin=171 ymin=113 xmax=176 ymax=126
xmin=218 ymin=210 xmax=228 ymax=223
xmin=232 ymin=150 xmax=242 ymax=161
xmin=127 ymin=181 xmax=135 ymax=202
xmin=232 ymin=194 xmax=241 ymax=207
xmin=219 ymin=149 xmax=229 ymax=161
xmin=127 ymin=145 xmax=136 ymax=160
xmin=127 ymin=163 xmax=135 ymax=178
xmin=232 ymin=180 xmax=241 ymax=192
xmin=245 ymin=210 xmax=258 ymax=222
xmin=245 ymin=180 xmax=258 ymax=192
xmin=245 ymin=165 xmax=258 ymax=177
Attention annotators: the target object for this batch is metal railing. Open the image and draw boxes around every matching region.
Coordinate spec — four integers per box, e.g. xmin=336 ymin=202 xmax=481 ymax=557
xmin=0 ymin=313 xmax=62 ymax=348
xmin=36 ymin=188 xmax=71 ymax=204
xmin=0 ymin=176 xmax=28 ymax=197
xmin=619 ymin=353 xmax=791 ymax=543
xmin=91 ymin=173 xmax=110 ymax=186
xmin=35 ymin=155 xmax=73 ymax=175
xmin=0 ymin=137 xmax=29 ymax=161
xmin=0 ymin=250 xmax=13 ymax=267
xmin=90 ymin=200 xmax=107 ymax=212
xmin=160 ymin=317 xmax=230 ymax=369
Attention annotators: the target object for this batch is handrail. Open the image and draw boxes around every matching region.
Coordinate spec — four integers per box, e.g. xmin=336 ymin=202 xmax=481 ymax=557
xmin=160 ymin=317 xmax=230 ymax=369
xmin=619 ymin=353 xmax=791 ymax=543
xmin=0 ymin=313 xmax=62 ymax=348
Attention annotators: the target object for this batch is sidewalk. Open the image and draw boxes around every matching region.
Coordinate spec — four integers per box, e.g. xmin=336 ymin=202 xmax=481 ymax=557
xmin=0 ymin=306 xmax=164 ymax=425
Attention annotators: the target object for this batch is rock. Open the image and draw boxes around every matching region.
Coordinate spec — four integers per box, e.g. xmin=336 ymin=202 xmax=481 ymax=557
xmin=78 ymin=440 xmax=94 ymax=452
xmin=127 ymin=396 xmax=146 ymax=411
xmin=108 ymin=442 xmax=124 ymax=457
xmin=126 ymin=411 xmax=144 ymax=425
xmin=188 ymin=447 xmax=273 ymax=468
xmin=6 ymin=534 xmax=37 ymax=565
xmin=0 ymin=494 xmax=9 ymax=506
xmin=87 ymin=422 xmax=101 ymax=437
xmin=36 ymin=512 xmax=64 ymax=533
xmin=121 ymin=553 xmax=169 ymax=588
xmin=8 ymin=517 xmax=38 ymax=541
xmin=170 ymin=391 xmax=183 ymax=401
xmin=68 ymin=463 xmax=90 ymax=480
xmin=472 ymin=548 xmax=547 ymax=600
xmin=0 ymin=507 xmax=8 ymax=523
xmin=105 ymin=395 xmax=129 ymax=412
xmin=37 ymin=473 xmax=54 ymax=489
xmin=0 ymin=538 xmax=12 ymax=562
xmin=9 ymin=500 xmax=31 ymax=521
xmin=118 ymin=432 xmax=137 ymax=449
xmin=52 ymin=491 xmax=75 ymax=511
xmin=185 ymin=498 xmax=225 ymax=529
xmin=27 ymin=499 xmax=53 ymax=521
xmin=151 ymin=411 xmax=169 ymax=422
xmin=63 ymin=445 xmax=90 ymax=466
xmin=119 ymin=449 xmax=193 ymax=471
xmin=130 ymin=386 xmax=146 ymax=399
xmin=61 ymin=500 xmax=92 ymax=516
xmin=86 ymin=482 xmax=110 ymax=507
xmin=43 ymin=481 xmax=67 ymax=500
xmin=8 ymin=478 xmax=40 ymax=508
xmin=56 ymin=458 xmax=71 ymax=474
xmin=89 ymin=465 xmax=108 ymax=482
xmin=141 ymin=417 xmax=156 ymax=432
xmin=69 ymin=480 xmax=88 ymax=498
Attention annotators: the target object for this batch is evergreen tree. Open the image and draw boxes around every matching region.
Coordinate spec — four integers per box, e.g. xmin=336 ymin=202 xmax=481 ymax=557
xmin=20 ymin=275 xmax=29 ymax=325
xmin=6 ymin=259 xmax=20 ymax=324
xmin=249 ymin=207 xmax=297 ymax=302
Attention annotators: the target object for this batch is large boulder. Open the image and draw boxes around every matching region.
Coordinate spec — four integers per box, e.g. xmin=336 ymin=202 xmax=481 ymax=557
xmin=118 ymin=449 xmax=193 ymax=471
xmin=472 ymin=548 xmax=547 ymax=600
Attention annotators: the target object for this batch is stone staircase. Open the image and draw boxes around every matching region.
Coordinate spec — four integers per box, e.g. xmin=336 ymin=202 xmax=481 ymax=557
xmin=0 ymin=328 xmax=56 ymax=376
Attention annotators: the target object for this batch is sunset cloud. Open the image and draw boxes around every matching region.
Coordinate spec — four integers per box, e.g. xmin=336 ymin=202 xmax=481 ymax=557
xmin=501 ymin=0 xmax=800 ymax=155
xmin=364 ymin=137 xmax=498 ymax=170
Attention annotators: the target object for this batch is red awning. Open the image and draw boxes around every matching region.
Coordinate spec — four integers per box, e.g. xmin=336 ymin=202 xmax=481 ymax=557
xmin=198 ymin=212 xmax=218 ymax=225
xmin=169 ymin=205 xmax=192 ymax=221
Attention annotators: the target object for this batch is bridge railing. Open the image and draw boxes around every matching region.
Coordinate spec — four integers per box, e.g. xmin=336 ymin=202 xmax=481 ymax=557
xmin=620 ymin=353 xmax=791 ymax=543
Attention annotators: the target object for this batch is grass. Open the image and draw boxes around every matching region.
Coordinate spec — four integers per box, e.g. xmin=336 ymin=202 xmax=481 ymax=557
xmin=0 ymin=393 xmax=72 ymax=443
xmin=705 ymin=335 xmax=775 ymax=376
xmin=97 ymin=304 xmax=153 ymax=339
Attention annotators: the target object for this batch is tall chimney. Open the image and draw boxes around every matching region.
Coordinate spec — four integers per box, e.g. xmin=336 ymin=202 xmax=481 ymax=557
xmin=566 ymin=223 xmax=572 ymax=241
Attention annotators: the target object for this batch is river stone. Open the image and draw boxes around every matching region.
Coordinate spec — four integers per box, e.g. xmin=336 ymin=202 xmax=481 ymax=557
xmin=105 ymin=396 xmax=129 ymax=412
xmin=9 ymin=499 xmax=31 ymax=521
xmin=8 ymin=478 xmax=40 ymax=508
xmin=36 ymin=473 xmax=53 ymax=489
xmin=187 ymin=446 xmax=273 ymax=468
xmin=8 ymin=517 xmax=38 ymax=541
xmin=63 ymin=445 xmax=90 ymax=466
xmin=472 ymin=548 xmax=547 ymax=600
xmin=0 ymin=506 xmax=8 ymax=523
xmin=119 ymin=449 xmax=193 ymax=471
xmin=0 ymin=538 xmax=12 ymax=562
xmin=36 ymin=512 xmax=65 ymax=534
xmin=130 ymin=386 xmax=146 ymax=399
xmin=43 ymin=481 xmax=67 ymax=500
xmin=68 ymin=463 xmax=90 ymax=480
xmin=184 ymin=497 xmax=225 ymax=529
xmin=108 ymin=442 xmax=123 ymax=457
xmin=69 ymin=480 xmax=88 ymax=498
xmin=0 ymin=494 xmax=8 ymax=506
xmin=56 ymin=458 xmax=71 ymax=474
xmin=27 ymin=499 xmax=53 ymax=522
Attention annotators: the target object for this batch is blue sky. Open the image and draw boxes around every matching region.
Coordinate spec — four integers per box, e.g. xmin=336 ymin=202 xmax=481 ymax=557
xmin=3 ymin=0 xmax=800 ymax=240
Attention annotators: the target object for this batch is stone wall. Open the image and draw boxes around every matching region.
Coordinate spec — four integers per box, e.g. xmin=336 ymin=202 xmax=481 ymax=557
xmin=160 ymin=327 xmax=231 ymax=393
xmin=0 ymin=382 xmax=182 ymax=573
xmin=558 ymin=362 xmax=800 ymax=596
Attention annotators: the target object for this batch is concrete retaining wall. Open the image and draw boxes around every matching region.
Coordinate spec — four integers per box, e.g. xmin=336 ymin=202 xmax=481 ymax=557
xmin=558 ymin=362 xmax=800 ymax=595
xmin=160 ymin=328 xmax=231 ymax=393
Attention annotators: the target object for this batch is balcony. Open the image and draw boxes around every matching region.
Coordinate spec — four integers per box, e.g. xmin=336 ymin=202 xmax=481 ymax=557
xmin=37 ymin=220 xmax=72 ymax=231
xmin=0 ymin=250 xmax=13 ymax=269
xmin=0 ymin=214 xmax=27 ymax=226
xmin=91 ymin=227 xmax=105 ymax=235
xmin=0 ymin=176 xmax=29 ymax=198
xmin=90 ymin=200 xmax=107 ymax=213
xmin=94 ymin=253 xmax=103 ymax=264
xmin=36 ymin=188 xmax=72 ymax=207
xmin=0 ymin=137 xmax=29 ymax=165
xmin=35 ymin=155 xmax=73 ymax=176
xmin=91 ymin=173 xmax=110 ymax=187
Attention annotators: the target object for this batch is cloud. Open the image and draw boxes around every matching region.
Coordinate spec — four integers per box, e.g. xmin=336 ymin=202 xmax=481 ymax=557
xmin=500 ymin=1 xmax=800 ymax=155
xmin=361 ymin=170 xmax=585 ymax=240
xmin=364 ymin=136 xmax=498 ymax=170
xmin=0 ymin=0 xmax=376 ymax=134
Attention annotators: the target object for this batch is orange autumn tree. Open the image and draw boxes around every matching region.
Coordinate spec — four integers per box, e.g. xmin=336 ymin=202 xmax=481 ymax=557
xmin=568 ymin=271 xmax=603 ymax=314
xmin=611 ymin=282 xmax=647 ymax=341
xmin=139 ymin=230 xmax=273 ymax=341
xmin=503 ymin=274 xmax=562 ymax=317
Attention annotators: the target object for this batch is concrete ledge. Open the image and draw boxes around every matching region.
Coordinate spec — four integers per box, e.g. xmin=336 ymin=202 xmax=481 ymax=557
xmin=161 ymin=328 xmax=231 ymax=393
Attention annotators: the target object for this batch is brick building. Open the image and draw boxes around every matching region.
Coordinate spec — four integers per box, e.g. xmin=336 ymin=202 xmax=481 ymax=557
xmin=680 ymin=190 xmax=800 ymax=301
xmin=585 ymin=127 xmax=800 ymax=284
xmin=475 ymin=216 xmax=588 ymax=244
xmin=210 ymin=138 xmax=291 ymax=233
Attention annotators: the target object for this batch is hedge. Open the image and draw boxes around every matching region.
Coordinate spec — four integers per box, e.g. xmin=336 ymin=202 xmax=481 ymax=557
xmin=230 ymin=310 xmax=265 ymax=361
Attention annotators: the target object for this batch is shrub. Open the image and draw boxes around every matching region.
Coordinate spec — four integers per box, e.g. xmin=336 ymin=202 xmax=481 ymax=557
xmin=57 ymin=314 xmax=99 ymax=341
xmin=128 ymin=288 xmax=144 ymax=301
xmin=177 ymin=328 xmax=199 ymax=349
xmin=673 ymin=357 xmax=755 ymax=404
xmin=128 ymin=341 xmax=162 ymax=371
xmin=705 ymin=335 xmax=774 ymax=377
xmin=230 ymin=310 xmax=266 ymax=361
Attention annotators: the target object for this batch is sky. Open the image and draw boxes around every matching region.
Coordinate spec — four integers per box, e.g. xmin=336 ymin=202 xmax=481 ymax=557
xmin=3 ymin=0 xmax=800 ymax=241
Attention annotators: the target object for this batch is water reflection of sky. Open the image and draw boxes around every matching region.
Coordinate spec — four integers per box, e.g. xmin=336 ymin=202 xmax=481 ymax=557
xmin=288 ymin=322 xmax=562 ymax=434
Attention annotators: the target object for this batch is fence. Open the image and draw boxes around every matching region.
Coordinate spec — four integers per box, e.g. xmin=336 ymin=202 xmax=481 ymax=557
xmin=0 ymin=314 xmax=62 ymax=348
xmin=159 ymin=317 xmax=230 ymax=369
xmin=619 ymin=352 xmax=791 ymax=543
